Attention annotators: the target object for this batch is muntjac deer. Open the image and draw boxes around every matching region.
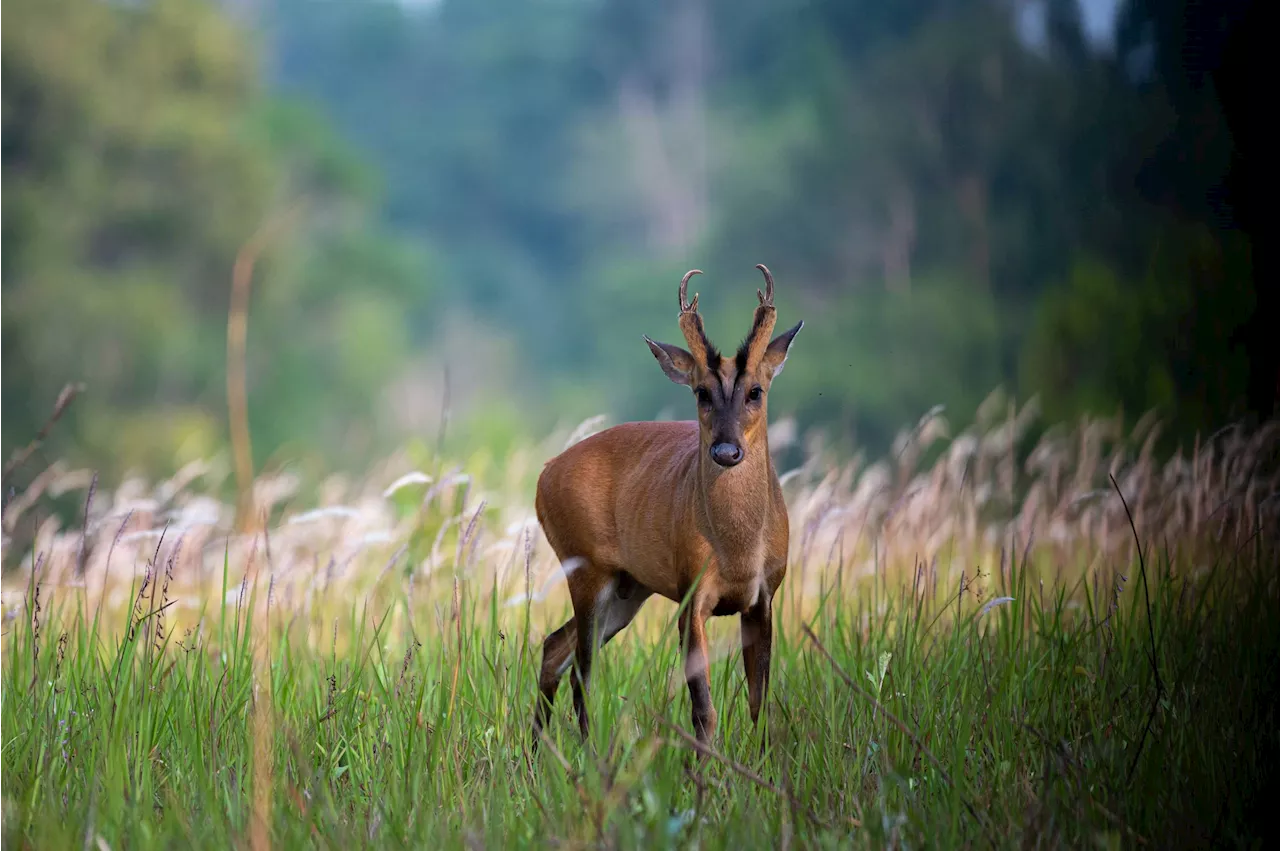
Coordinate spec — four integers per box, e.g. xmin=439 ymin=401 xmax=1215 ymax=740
xmin=532 ymin=265 xmax=802 ymax=747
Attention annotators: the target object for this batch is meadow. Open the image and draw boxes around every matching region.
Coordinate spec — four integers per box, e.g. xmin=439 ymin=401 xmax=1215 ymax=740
xmin=3 ymin=394 xmax=1277 ymax=849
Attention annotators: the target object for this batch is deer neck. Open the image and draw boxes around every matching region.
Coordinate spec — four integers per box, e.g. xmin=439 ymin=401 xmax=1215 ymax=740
xmin=695 ymin=434 xmax=774 ymax=561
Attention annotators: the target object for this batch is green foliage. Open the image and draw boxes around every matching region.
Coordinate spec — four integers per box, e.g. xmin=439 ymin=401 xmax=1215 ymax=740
xmin=2 ymin=0 xmax=272 ymax=471
xmin=2 ymin=0 xmax=434 ymax=480
xmin=773 ymin=276 xmax=1009 ymax=451
xmin=247 ymin=216 xmax=435 ymax=468
xmin=1022 ymin=257 xmax=1172 ymax=423
xmin=1022 ymin=227 xmax=1253 ymax=436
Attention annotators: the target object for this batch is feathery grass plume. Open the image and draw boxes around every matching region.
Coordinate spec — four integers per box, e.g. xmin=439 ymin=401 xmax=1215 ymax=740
xmin=27 ymin=551 xmax=45 ymax=688
xmin=76 ymin=472 xmax=97 ymax=578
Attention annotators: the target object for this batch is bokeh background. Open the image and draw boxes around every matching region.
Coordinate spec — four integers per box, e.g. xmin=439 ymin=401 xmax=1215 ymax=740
xmin=2 ymin=0 xmax=1268 ymax=490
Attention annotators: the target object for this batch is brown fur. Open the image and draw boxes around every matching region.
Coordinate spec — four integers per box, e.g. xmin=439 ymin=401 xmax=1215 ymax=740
xmin=531 ymin=267 xmax=802 ymax=749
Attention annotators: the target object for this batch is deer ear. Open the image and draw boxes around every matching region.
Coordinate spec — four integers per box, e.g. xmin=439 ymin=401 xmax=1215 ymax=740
xmin=762 ymin=320 xmax=803 ymax=378
xmin=644 ymin=336 xmax=696 ymax=386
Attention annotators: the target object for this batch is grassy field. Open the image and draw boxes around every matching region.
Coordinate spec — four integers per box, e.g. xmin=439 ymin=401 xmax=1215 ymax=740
xmin=3 ymin=402 xmax=1278 ymax=849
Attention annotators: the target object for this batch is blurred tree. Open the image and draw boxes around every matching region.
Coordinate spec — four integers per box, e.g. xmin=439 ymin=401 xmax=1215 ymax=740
xmin=771 ymin=273 xmax=1010 ymax=452
xmin=3 ymin=0 xmax=275 ymax=474
xmin=1021 ymin=257 xmax=1173 ymax=424
xmin=1017 ymin=0 xmax=1262 ymax=438
xmin=239 ymin=99 xmax=437 ymax=471
xmin=2 ymin=0 xmax=434 ymax=481
xmin=769 ymin=7 xmax=1049 ymax=291
xmin=1022 ymin=228 xmax=1253 ymax=438
xmin=262 ymin=0 xmax=596 ymax=361
xmin=1113 ymin=0 xmax=1270 ymax=422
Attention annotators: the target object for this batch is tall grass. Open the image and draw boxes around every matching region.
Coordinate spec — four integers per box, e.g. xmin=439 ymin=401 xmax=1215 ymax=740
xmin=3 ymin=398 xmax=1278 ymax=848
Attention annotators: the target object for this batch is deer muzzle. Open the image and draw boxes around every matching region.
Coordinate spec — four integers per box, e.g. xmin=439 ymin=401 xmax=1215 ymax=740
xmin=709 ymin=442 xmax=745 ymax=467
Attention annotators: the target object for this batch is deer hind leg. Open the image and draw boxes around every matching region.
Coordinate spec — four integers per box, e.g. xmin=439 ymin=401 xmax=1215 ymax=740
xmin=532 ymin=617 xmax=577 ymax=746
xmin=569 ymin=571 xmax=652 ymax=740
xmin=532 ymin=570 xmax=652 ymax=748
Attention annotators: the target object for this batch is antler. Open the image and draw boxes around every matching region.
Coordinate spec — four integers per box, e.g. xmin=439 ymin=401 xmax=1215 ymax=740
xmin=755 ymin=264 xmax=774 ymax=307
xmin=740 ymin=263 xmax=779 ymax=369
xmin=679 ymin=269 xmax=702 ymax=314
xmin=676 ymin=269 xmax=718 ymax=367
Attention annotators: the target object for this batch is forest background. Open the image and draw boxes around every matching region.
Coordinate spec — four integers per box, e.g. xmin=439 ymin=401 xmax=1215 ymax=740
xmin=3 ymin=0 xmax=1268 ymax=500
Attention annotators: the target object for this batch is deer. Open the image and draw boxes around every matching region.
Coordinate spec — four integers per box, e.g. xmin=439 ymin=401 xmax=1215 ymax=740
xmin=531 ymin=264 xmax=803 ymax=749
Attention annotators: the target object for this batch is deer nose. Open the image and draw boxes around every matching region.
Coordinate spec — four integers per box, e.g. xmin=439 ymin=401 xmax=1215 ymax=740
xmin=710 ymin=442 xmax=744 ymax=467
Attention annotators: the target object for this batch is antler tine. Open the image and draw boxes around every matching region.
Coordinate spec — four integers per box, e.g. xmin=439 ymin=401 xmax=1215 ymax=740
xmin=679 ymin=269 xmax=703 ymax=313
xmin=755 ymin=264 xmax=775 ymax=307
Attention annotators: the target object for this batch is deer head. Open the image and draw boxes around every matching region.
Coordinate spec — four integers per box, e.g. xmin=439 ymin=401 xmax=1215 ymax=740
xmin=645 ymin=265 xmax=803 ymax=467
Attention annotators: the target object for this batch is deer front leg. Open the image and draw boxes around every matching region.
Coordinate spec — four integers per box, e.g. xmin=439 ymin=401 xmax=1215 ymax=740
xmin=679 ymin=604 xmax=717 ymax=746
xmin=740 ymin=592 xmax=773 ymax=727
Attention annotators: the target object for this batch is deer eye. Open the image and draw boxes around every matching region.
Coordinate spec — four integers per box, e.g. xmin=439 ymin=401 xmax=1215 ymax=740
xmin=748 ymin=386 xmax=763 ymax=403
xmin=694 ymin=388 xmax=711 ymax=407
